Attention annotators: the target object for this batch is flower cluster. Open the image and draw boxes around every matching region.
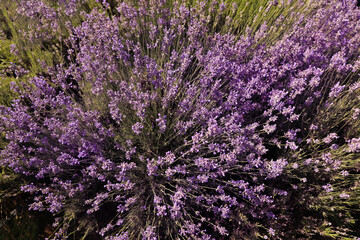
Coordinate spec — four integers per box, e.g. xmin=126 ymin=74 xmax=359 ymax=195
xmin=1 ymin=0 xmax=360 ymax=239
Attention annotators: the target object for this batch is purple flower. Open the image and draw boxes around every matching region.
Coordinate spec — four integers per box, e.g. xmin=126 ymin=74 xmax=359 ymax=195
xmin=265 ymin=158 xmax=288 ymax=179
xmin=339 ymin=193 xmax=350 ymax=199
xmin=155 ymin=114 xmax=167 ymax=133
xmin=292 ymin=163 xmax=299 ymax=169
xmin=323 ymin=133 xmax=338 ymax=144
xmin=216 ymin=225 xmax=229 ymax=236
xmin=348 ymin=138 xmax=360 ymax=152
xmin=322 ymin=184 xmax=334 ymax=193
xmin=142 ymin=226 xmax=157 ymax=240
xmin=132 ymin=122 xmax=143 ymax=135
xmin=329 ymin=82 xmax=346 ymax=98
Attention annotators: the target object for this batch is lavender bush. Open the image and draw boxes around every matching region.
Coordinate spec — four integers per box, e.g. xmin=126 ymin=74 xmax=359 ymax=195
xmin=1 ymin=0 xmax=360 ymax=239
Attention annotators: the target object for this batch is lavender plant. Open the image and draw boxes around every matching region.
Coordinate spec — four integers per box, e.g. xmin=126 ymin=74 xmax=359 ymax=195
xmin=0 ymin=0 xmax=107 ymax=238
xmin=0 ymin=0 xmax=359 ymax=239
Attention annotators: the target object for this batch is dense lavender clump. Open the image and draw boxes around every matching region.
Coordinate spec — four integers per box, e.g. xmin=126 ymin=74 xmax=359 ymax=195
xmin=0 ymin=0 xmax=359 ymax=239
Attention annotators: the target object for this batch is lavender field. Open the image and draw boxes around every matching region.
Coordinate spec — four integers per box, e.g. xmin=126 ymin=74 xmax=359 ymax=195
xmin=0 ymin=0 xmax=359 ymax=239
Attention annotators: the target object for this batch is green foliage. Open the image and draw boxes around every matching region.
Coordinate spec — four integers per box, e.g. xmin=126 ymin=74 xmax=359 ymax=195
xmin=0 ymin=167 xmax=55 ymax=239
xmin=298 ymin=71 xmax=360 ymax=239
